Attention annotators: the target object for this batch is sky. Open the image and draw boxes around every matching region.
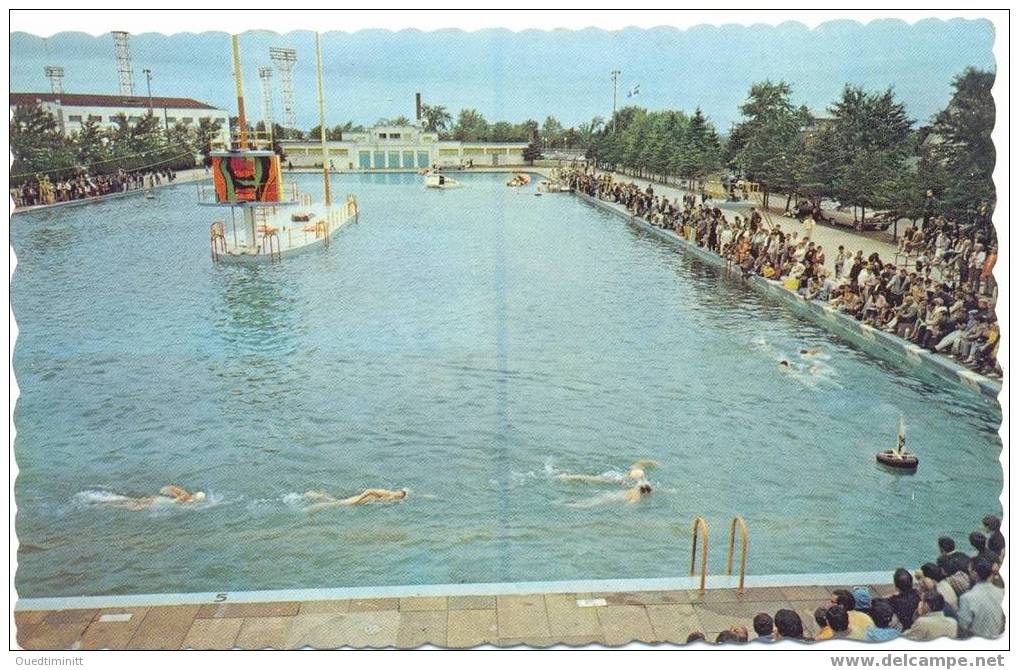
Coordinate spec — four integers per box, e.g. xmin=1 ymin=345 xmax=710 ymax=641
xmin=10 ymin=19 xmax=995 ymax=132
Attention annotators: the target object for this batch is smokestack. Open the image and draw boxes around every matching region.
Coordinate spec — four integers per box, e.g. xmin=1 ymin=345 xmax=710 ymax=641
xmin=415 ymin=92 xmax=422 ymax=121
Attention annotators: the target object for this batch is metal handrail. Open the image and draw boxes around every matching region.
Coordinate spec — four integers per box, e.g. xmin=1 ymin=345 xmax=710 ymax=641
xmin=210 ymin=221 xmax=226 ymax=262
xmin=689 ymin=516 xmax=709 ymax=594
xmin=726 ymin=517 xmax=749 ymax=593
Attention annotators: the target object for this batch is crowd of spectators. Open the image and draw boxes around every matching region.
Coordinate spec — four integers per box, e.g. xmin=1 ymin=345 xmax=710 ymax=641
xmin=11 ymin=167 xmax=178 ymax=208
xmin=680 ymin=515 xmax=1005 ymax=644
xmin=565 ymin=169 xmax=1000 ymax=378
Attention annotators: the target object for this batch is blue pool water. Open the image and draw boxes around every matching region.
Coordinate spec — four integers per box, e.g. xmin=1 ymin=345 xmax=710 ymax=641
xmin=12 ymin=172 xmax=1002 ymax=598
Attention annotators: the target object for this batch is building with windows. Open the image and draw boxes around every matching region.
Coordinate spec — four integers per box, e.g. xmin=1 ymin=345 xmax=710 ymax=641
xmin=280 ymin=124 xmax=530 ymax=170
xmin=9 ymin=92 xmax=231 ymax=145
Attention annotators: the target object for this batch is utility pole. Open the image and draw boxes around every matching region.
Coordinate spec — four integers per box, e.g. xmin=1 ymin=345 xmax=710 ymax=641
xmin=610 ymin=69 xmax=621 ymax=132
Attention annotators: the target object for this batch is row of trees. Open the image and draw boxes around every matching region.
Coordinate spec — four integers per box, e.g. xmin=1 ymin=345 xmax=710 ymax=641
xmin=588 ymin=106 xmax=724 ymax=183
xmin=720 ymin=68 xmax=993 ymax=225
xmin=582 ymin=67 xmax=993 ymax=227
xmin=10 ymin=104 xmax=223 ymax=184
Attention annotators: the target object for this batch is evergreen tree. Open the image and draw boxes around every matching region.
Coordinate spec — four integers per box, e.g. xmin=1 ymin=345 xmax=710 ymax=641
xmin=930 ymin=67 xmax=995 ymax=223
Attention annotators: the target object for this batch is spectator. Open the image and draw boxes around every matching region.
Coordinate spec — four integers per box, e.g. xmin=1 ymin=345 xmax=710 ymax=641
xmin=752 ymin=612 xmax=775 ymax=642
xmin=715 ymin=630 xmax=742 ymax=644
xmin=982 ymin=516 xmax=1005 ymax=559
xmin=956 ymin=558 xmax=1005 ymax=639
xmin=774 ymin=609 xmax=807 ymax=641
xmin=865 ymin=599 xmax=900 ymax=642
xmin=826 ymin=605 xmax=851 ymax=639
xmin=904 ymin=591 xmax=958 ymax=641
xmin=685 ymin=631 xmax=706 ymax=644
xmin=814 ymin=607 xmax=832 ymax=640
xmin=888 ymin=567 xmax=921 ymax=630
xmin=937 ymin=536 xmax=971 ymax=576
xmin=832 ymin=590 xmax=873 ymax=641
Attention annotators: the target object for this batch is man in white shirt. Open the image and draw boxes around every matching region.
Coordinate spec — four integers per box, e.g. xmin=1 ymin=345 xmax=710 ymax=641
xmin=957 ymin=558 xmax=1005 ymax=639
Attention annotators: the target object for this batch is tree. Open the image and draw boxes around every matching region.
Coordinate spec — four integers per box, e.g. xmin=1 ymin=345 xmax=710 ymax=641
xmin=729 ymin=81 xmax=810 ymax=207
xmin=523 ymin=142 xmax=542 ymax=165
xmin=930 ymin=67 xmax=995 ymax=224
xmin=452 ymin=108 xmax=489 ymax=141
xmin=420 ymin=104 xmax=452 ymax=133
xmin=828 ymin=85 xmax=912 ymax=223
xmin=540 ymin=115 xmax=564 ymax=148
xmin=9 ymin=102 xmax=76 ymax=181
xmin=196 ymin=116 xmax=225 ymax=164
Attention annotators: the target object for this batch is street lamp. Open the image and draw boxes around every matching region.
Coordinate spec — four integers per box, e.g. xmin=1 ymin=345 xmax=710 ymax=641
xmin=610 ymin=69 xmax=621 ymax=132
xmin=142 ymin=68 xmax=153 ymax=110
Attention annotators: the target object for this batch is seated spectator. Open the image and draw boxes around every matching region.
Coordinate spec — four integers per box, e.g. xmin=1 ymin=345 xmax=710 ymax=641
xmin=826 ymin=605 xmax=851 ymax=639
xmin=969 ymin=532 xmax=999 ymax=566
xmin=937 ymin=536 xmax=971 ymax=576
xmin=982 ymin=515 xmax=1005 ymax=560
xmin=904 ymin=592 xmax=958 ymax=641
xmin=918 ymin=562 xmax=959 ymax=613
xmin=714 ymin=630 xmax=742 ymax=644
xmin=888 ymin=567 xmax=921 ymax=630
xmin=814 ymin=607 xmax=832 ymax=640
xmin=865 ymin=599 xmax=900 ymax=642
xmin=729 ymin=625 xmax=749 ymax=642
xmin=956 ymin=558 xmax=1005 ymax=639
xmin=774 ymin=608 xmax=807 ymax=641
xmin=829 ymin=589 xmax=873 ymax=641
xmin=752 ymin=612 xmax=775 ymax=642
xmin=685 ymin=631 xmax=706 ymax=644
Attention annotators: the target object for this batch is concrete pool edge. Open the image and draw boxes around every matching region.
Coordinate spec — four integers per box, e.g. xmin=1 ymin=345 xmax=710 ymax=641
xmin=14 ymin=570 xmax=893 ymax=612
xmin=575 ymin=193 xmax=1002 ymax=400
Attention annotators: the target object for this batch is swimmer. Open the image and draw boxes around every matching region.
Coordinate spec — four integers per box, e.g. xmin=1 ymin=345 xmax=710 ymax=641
xmin=799 ymin=347 xmax=822 ymax=356
xmin=557 ymin=459 xmax=659 ymax=485
xmin=103 ymin=485 xmax=206 ymax=510
xmin=302 ymin=488 xmax=408 ymax=511
xmin=779 ymin=359 xmax=791 ymax=370
xmin=624 ymin=481 xmax=654 ymax=504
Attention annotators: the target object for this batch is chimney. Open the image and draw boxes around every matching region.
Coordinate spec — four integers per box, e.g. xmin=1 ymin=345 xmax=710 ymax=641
xmin=415 ymin=92 xmax=422 ymax=121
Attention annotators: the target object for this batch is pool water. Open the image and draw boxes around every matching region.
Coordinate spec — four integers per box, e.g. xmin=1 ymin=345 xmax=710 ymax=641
xmin=12 ymin=172 xmax=1002 ymax=598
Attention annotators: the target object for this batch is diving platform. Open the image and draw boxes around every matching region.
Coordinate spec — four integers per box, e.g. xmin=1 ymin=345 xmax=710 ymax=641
xmin=208 ymin=193 xmax=359 ymax=263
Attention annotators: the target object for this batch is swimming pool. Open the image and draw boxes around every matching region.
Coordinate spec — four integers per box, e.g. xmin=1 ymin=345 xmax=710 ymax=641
xmin=12 ymin=172 xmax=1002 ymax=598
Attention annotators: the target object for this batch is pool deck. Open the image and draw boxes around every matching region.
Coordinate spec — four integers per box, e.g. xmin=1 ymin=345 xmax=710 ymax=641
xmin=15 ymin=578 xmax=897 ymax=649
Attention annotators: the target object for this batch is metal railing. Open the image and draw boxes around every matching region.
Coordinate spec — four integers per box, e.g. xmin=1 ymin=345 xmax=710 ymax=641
xmin=726 ymin=516 xmax=750 ymax=593
xmin=689 ymin=517 xmax=709 ymax=594
xmin=210 ymin=222 xmax=226 ymax=262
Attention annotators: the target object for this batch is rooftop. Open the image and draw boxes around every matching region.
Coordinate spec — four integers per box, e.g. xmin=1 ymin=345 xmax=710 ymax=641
xmin=9 ymin=92 xmax=222 ymax=111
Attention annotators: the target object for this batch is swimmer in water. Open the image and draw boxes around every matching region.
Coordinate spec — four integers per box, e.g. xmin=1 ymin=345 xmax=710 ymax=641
xmin=799 ymin=347 xmax=823 ymax=357
xmin=557 ymin=459 xmax=659 ymax=485
xmin=625 ymin=481 xmax=654 ymax=504
xmin=104 ymin=485 xmax=206 ymax=510
xmin=302 ymin=488 xmax=408 ymax=512
xmin=779 ymin=359 xmax=791 ymax=370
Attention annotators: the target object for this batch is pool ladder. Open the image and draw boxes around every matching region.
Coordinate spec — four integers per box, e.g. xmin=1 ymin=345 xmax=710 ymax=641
xmin=210 ymin=222 xmax=226 ymax=262
xmin=689 ymin=516 xmax=749 ymax=595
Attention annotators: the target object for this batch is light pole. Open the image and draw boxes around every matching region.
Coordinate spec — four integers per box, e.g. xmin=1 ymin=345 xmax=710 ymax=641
xmin=143 ymin=68 xmax=153 ymax=110
xmin=610 ymin=69 xmax=621 ymax=132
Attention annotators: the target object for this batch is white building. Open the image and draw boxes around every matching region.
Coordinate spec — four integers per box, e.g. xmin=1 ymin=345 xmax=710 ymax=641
xmin=280 ymin=124 xmax=530 ymax=170
xmin=9 ymin=92 xmax=231 ymax=145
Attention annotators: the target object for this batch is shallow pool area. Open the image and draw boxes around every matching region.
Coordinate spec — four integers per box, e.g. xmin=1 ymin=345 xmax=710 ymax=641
xmin=12 ymin=172 xmax=1002 ymax=598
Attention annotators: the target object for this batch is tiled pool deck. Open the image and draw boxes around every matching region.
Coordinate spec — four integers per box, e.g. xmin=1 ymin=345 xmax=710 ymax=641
xmin=16 ymin=580 xmax=899 ymax=649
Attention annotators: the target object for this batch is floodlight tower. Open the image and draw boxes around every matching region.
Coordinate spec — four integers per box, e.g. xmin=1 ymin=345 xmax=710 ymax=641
xmin=44 ymin=66 xmax=65 ymax=94
xmin=269 ymin=47 xmax=298 ymax=132
xmin=112 ymin=31 xmax=135 ymax=96
xmin=258 ymin=67 xmax=275 ymax=137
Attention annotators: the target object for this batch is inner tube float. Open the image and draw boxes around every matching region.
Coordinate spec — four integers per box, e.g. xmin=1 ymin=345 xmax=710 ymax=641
xmin=876 ymin=449 xmax=919 ymax=471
